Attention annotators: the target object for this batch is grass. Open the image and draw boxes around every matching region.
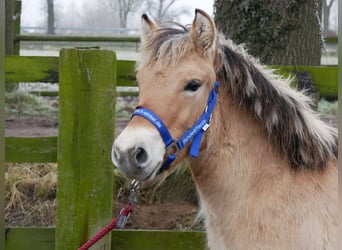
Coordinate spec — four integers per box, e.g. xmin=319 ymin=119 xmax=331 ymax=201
xmin=5 ymin=91 xmax=58 ymax=122
xmin=4 ymin=162 xmax=134 ymax=227
xmin=5 ymin=163 xmax=57 ymax=226
xmin=5 ymin=91 xmax=135 ymax=121
xmin=317 ymin=98 xmax=338 ymax=116
xmin=115 ymin=101 xmax=134 ymax=118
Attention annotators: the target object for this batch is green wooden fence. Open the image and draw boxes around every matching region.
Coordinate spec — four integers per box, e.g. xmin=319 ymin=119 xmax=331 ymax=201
xmin=4 ymin=50 xmax=338 ymax=250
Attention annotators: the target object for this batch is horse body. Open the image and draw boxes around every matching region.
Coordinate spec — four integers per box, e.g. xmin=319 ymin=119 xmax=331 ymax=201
xmin=190 ymin=85 xmax=337 ymax=249
xmin=112 ymin=9 xmax=337 ymax=249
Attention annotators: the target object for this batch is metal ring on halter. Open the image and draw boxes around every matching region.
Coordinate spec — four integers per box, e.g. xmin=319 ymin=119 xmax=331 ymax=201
xmin=166 ymin=141 xmax=179 ymax=156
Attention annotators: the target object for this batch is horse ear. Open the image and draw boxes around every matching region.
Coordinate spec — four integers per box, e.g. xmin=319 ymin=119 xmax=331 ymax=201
xmin=190 ymin=9 xmax=216 ymax=55
xmin=141 ymin=14 xmax=159 ymax=44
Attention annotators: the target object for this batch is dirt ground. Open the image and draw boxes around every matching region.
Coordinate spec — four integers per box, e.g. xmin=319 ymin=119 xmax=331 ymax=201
xmin=5 ymin=118 xmax=58 ymax=137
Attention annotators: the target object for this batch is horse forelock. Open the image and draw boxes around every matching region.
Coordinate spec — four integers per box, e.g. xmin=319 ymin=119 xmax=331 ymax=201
xmin=137 ymin=23 xmax=192 ymax=71
xmin=137 ymin=23 xmax=337 ymax=171
xmin=214 ymin=34 xmax=337 ymax=170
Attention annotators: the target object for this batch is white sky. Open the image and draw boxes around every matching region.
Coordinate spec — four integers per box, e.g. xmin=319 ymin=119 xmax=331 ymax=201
xmin=21 ymin=0 xmax=214 ymax=27
xmin=21 ymin=0 xmax=337 ymax=32
xmin=174 ymin=0 xmax=215 ymax=23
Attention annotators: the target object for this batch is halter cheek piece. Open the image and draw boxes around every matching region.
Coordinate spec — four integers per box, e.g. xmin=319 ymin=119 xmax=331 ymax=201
xmin=131 ymin=81 xmax=219 ymax=173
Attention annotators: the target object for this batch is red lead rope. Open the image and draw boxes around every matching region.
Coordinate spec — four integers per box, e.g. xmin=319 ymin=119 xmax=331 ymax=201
xmin=78 ymin=203 xmax=133 ymax=250
xmin=78 ymin=180 xmax=139 ymax=250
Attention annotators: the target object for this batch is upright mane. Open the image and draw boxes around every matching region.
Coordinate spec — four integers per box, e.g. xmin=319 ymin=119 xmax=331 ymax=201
xmin=137 ymin=23 xmax=192 ymax=70
xmin=138 ymin=23 xmax=338 ymax=170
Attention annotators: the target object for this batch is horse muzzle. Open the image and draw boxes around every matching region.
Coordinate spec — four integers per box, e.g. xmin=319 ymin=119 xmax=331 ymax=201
xmin=111 ymin=126 xmax=165 ymax=181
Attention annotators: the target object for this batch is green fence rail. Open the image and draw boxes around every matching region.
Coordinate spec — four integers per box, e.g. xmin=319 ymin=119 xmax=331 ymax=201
xmin=4 ymin=55 xmax=339 ymax=98
xmin=16 ymin=34 xmax=140 ymax=43
xmin=6 ymin=228 xmax=206 ymax=250
xmin=5 ymin=55 xmax=135 ymax=86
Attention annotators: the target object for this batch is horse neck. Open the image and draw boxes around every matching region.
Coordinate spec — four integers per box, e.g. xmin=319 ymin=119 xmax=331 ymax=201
xmin=189 ymin=82 xmax=337 ymax=210
xmin=187 ymin=81 xmax=337 ymax=249
xmin=189 ymin=84 xmax=289 ymax=205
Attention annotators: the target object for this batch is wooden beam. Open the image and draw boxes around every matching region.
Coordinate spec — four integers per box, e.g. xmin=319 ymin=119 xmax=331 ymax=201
xmin=111 ymin=230 xmax=206 ymax=250
xmin=5 ymin=56 xmax=59 ymax=83
xmin=0 ymin=0 xmax=5 ymax=249
xmin=272 ymin=65 xmax=338 ymax=98
xmin=5 ymin=137 xmax=57 ymax=163
xmin=116 ymin=60 xmax=136 ymax=86
xmin=5 ymin=0 xmax=13 ymax=54
xmin=6 ymin=227 xmax=206 ymax=250
xmin=4 ymin=56 xmax=136 ymax=87
xmin=6 ymin=227 xmax=55 ymax=250
xmin=4 ymin=56 xmax=338 ymax=97
xmin=55 ymin=49 xmax=116 ymax=250
xmin=13 ymin=0 xmax=21 ymax=55
xmin=15 ymin=34 xmax=140 ymax=43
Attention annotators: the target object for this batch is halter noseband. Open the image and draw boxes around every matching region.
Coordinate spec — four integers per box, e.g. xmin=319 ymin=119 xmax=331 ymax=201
xmin=131 ymin=81 xmax=219 ymax=173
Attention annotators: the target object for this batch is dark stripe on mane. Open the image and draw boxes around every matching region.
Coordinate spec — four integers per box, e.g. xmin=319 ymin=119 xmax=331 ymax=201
xmin=217 ymin=45 xmax=337 ymax=170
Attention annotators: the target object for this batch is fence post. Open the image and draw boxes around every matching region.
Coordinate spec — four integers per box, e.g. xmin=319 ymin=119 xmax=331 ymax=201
xmin=56 ymin=48 xmax=116 ymax=250
xmin=0 ymin=1 xmax=5 ymax=249
xmin=13 ymin=0 xmax=21 ymax=55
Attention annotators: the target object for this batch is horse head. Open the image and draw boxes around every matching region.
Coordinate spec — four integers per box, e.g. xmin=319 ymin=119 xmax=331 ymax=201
xmin=112 ymin=10 xmax=218 ymax=181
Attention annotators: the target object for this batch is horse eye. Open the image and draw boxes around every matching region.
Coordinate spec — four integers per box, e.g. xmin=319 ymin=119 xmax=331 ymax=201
xmin=184 ymin=80 xmax=201 ymax=92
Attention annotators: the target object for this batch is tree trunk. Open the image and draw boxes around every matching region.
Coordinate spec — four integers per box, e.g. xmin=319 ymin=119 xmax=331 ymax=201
xmin=118 ymin=0 xmax=127 ymax=28
xmin=47 ymin=0 xmax=55 ymax=34
xmin=214 ymin=0 xmax=322 ymax=66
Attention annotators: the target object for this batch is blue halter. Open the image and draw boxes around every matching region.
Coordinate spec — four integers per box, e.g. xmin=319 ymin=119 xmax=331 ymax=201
xmin=132 ymin=81 xmax=219 ymax=173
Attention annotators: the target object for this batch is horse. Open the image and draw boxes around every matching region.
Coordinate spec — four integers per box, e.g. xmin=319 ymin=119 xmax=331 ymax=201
xmin=112 ymin=9 xmax=338 ymax=249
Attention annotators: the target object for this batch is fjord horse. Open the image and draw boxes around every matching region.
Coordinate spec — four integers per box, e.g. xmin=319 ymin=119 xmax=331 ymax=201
xmin=112 ymin=9 xmax=338 ymax=249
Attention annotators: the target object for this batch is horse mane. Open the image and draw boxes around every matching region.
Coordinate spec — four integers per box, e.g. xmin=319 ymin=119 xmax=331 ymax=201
xmin=138 ymin=23 xmax=338 ymax=171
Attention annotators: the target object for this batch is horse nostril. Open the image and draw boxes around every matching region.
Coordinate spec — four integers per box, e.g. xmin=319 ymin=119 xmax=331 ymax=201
xmin=132 ymin=147 xmax=148 ymax=166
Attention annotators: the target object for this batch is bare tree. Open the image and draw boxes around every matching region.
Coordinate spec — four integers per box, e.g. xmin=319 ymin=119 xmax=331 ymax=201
xmin=78 ymin=1 xmax=119 ymax=29
xmin=143 ymin=0 xmax=190 ymax=22
xmin=98 ymin=0 xmax=189 ymax=29
xmin=47 ymin=0 xmax=55 ymax=34
xmin=55 ymin=1 xmax=85 ymax=29
xmin=98 ymin=0 xmax=140 ymax=28
xmin=55 ymin=0 xmax=120 ymax=32
xmin=322 ymin=0 xmax=335 ymax=34
xmin=118 ymin=0 xmax=140 ymax=28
